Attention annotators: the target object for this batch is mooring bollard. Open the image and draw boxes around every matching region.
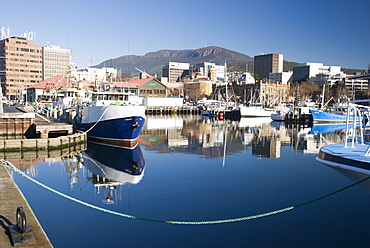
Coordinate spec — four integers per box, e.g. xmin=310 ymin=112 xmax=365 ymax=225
xmin=8 ymin=206 xmax=36 ymax=245
xmin=16 ymin=206 xmax=27 ymax=234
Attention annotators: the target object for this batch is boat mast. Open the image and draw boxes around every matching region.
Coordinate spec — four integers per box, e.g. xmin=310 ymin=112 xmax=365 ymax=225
xmin=224 ymin=62 xmax=228 ymax=105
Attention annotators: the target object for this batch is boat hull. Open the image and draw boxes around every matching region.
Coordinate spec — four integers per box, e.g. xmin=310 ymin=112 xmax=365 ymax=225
xmin=239 ymin=106 xmax=275 ymax=117
xmin=317 ymin=143 xmax=370 ymax=173
xmin=310 ymin=109 xmax=357 ymax=124
xmin=271 ymin=113 xmax=285 ymax=121
xmin=78 ymin=105 xmax=145 ymax=149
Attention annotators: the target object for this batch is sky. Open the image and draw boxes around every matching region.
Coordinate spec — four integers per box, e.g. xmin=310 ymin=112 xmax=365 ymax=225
xmin=1 ymin=0 xmax=369 ymax=70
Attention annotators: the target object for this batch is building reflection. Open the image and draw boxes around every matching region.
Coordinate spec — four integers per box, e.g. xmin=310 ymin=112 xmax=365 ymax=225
xmin=138 ymin=115 xmax=346 ymax=160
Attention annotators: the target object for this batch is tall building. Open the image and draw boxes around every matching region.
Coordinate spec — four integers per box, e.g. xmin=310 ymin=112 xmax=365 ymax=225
xmin=162 ymin=62 xmax=189 ymax=82
xmin=0 ymin=37 xmax=43 ymax=100
xmin=42 ymin=45 xmax=71 ymax=80
xmin=254 ymin=53 xmax=283 ymax=80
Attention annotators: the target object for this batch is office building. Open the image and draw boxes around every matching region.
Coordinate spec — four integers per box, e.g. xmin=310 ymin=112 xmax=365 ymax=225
xmin=42 ymin=45 xmax=71 ymax=80
xmin=194 ymin=62 xmax=225 ymax=81
xmin=0 ymin=37 xmax=42 ymax=100
xmin=293 ymin=62 xmax=344 ymax=84
xmin=254 ymin=53 xmax=283 ymax=80
xmin=162 ymin=62 xmax=189 ymax=82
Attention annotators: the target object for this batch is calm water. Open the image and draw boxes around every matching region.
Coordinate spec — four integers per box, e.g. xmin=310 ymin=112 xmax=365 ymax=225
xmin=9 ymin=115 xmax=370 ymax=248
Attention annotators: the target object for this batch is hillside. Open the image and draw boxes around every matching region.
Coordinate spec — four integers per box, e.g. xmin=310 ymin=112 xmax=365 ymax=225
xmin=94 ymin=46 xmax=253 ymax=75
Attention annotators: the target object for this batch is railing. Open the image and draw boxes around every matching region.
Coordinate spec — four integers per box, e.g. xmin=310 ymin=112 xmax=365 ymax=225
xmin=344 ymin=100 xmax=370 ymax=151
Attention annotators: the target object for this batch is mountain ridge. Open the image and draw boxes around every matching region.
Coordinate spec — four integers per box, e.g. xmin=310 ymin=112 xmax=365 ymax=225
xmin=94 ymin=46 xmax=253 ymax=75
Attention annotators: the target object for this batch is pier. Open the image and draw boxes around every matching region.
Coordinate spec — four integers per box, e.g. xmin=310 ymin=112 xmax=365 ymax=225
xmin=145 ymin=105 xmax=201 ymax=115
xmin=0 ymin=162 xmax=53 ymax=247
xmin=0 ymin=106 xmax=87 ymax=247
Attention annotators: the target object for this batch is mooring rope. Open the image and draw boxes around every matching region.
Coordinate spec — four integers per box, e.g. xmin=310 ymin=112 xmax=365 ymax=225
xmin=2 ymin=159 xmax=370 ymax=225
xmin=83 ymin=105 xmax=111 ymax=133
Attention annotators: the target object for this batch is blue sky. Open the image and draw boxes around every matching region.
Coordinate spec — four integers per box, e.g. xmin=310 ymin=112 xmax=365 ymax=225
xmin=2 ymin=0 xmax=369 ymax=70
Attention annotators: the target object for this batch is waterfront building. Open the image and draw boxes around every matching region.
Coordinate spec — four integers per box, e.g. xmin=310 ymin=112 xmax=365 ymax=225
xmin=343 ymin=78 xmax=369 ymax=99
xmin=0 ymin=36 xmax=43 ymax=100
xmin=42 ymin=45 xmax=71 ymax=80
xmin=293 ymin=62 xmax=344 ymax=84
xmin=194 ymin=62 xmax=225 ymax=81
xmin=28 ymin=75 xmax=91 ymax=104
xmin=254 ymin=53 xmax=283 ymax=80
xmin=269 ymin=71 xmax=293 ymax=85
xmin=162 ymin=62 xmax=190 ymax=82
xmin=114 ymin=78 xmax=167 ymax=98
xmin=73 ymin=67 xmax=118 ymax=84
xmin=183 ymin=80 xmax=213 ymax=100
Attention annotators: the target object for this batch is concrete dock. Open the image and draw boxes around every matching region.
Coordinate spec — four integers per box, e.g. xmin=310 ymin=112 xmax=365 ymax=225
xmin=0 ymin=157 xmax=53 ymax=247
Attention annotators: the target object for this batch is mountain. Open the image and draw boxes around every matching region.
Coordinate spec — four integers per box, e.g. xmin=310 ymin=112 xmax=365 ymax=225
xmin=94 ymin=46 xmax=253 ymax=76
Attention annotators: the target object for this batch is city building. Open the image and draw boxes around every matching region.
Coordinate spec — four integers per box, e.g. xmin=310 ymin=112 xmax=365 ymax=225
xmin=293 ymin=62 xmax=344 ymax=84
xmin=42 ymin=44 xmax=71 ymax=80
xmin=269 ymin=71 xmax=293 ymax=85
xmin=73 ymin=67 xmax=118 ymax=84
xmin=254 ymin=53 xmax=283 ymax=80
xmin=194 ymin=62 xmax=225 ymax=81
xmin=162 ymin=62 xmax=189 ymax=82
xmin=0 ymin=36 xmax=43 ymax=100
xmin=114 ymin=78 xmax=167 ymax=98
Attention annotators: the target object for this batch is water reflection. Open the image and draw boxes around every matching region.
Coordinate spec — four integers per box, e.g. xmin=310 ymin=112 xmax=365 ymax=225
xmin=139 ymin=115 xmax=346 ymax=158
xmin=78 ymin=142 xmax=145 ymax=204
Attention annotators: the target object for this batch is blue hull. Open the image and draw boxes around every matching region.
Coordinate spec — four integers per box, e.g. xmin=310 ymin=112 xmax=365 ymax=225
xmin=85 ymin=142 xmax=145 ymax=176
xmin=309 ymin=124 xmax=346 ymax=134
xmin=79 ymin=116 xmax=145 ymax=148
xmin=310 ymin=109 xmax=357 ymax=123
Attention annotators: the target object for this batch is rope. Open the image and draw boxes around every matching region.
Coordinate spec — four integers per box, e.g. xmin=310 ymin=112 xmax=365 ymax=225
xmin=83 ymin=105 xmax=111 ymax=133
xmin=2 ymin=159 xmax=370 ymax=225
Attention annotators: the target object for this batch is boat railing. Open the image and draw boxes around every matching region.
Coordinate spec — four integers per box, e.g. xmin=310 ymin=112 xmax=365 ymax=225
xmin=344 ymin=100 xmax=370 ymax=150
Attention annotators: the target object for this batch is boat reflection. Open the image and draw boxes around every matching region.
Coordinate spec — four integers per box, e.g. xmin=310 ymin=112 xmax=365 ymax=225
xmin=80 ymin=142 xmax=145 ymax=204
xmin=326 ymin=165 xmax=370 ymax=194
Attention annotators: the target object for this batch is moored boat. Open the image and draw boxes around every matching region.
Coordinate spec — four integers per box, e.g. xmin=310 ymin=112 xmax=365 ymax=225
xmin=316 ymin=99 xmax=370 ymax=172
xmin=239 ymin=103 xmax=276 ymax=117
xmin=310 ymin=109 xmax=355 ymax=124
xmin=76 ymin=91 xmax=145 ymax=149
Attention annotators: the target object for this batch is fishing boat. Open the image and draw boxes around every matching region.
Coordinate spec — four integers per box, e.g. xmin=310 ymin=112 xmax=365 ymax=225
xmin=239 ymin=103 xmax=276 ymax=117
xmin=76 ymin=91 xmax=145 ymax=149
xmin=271 ymin=106 xmax=291 ymax=121
xmin=316 ymin=99 xmax=370 ymax=173
xmin=309 ymin=108 xmax=355 ymax=124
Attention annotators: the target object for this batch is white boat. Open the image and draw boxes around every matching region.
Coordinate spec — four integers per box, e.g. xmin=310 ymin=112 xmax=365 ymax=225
xmin=239 ymin=103 xmax=276 ymax=117
xmin=316 ymin=99 xmax=370 ymax=172
xmin=76 ymin=91 xmax=145 ymax=149
xmin=271 ymin=107 xmax=290 ymax=121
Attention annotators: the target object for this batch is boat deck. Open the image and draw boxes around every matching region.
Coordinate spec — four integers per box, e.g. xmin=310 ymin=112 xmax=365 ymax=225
xmin=318 ymin=143 xmax=370 ymax=173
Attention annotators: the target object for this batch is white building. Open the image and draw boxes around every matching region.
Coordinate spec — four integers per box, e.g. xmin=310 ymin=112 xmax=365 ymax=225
xmin=269 ymin=71 xmax=293 ymax=85
xmin=238 ymin=72 xmax=255 ymax=84
xmin=42 ymin=45 xmax=71 ymax=80
xmin=73 ymin=67 xmax=118 ymax=83
xmin=162 ymin=62 xmax=190 ymax=82
xmin=195 ymin=62 xmax=225 ymax=81
xmin=293 ymin=62 xmax=345 ymax=83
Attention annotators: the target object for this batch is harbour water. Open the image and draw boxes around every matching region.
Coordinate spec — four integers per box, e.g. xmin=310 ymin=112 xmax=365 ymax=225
xmin=9 ymin=115 xmax=370 ymax=247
